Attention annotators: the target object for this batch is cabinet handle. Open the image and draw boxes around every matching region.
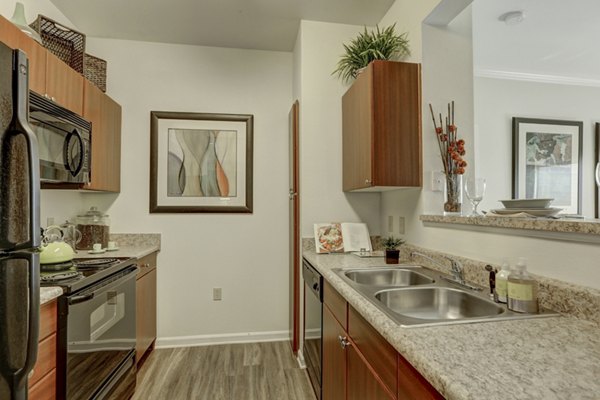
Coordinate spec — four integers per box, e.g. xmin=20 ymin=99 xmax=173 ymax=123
xmin=338 ymin=335 xmax=351 ymax=349
xmin=365 ymin=179 xmax=371 ymax=185
xmin=143 ymin=263 xmax=150 ymax=269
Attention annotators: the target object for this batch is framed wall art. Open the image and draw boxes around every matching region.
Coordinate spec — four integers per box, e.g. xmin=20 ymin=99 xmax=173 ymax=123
xmin=595 ymin=123 xmax=600 ymax=218
xmin=512 ymin=117 xmax=583 ymax=214
xmin=150 ymin=111 xmax=254 ymax=213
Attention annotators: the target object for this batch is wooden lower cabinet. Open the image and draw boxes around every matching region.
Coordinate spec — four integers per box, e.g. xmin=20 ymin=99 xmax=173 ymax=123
xmin=322 ymin=306 xmax=346 ymax=400
xmin=322 ymin=282 xmax=444 ymax=400
xmin=136 ymin=252 xmax=158 ymax=364
xmin=348 ymin=344 xmax=395 ymax=400
xmin=29 ymin=300 xmax=58 ymax=400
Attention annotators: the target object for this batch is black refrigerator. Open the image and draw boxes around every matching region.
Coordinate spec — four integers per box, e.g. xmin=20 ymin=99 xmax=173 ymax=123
xmin=0 ymin=42 xmax=42 ymax=399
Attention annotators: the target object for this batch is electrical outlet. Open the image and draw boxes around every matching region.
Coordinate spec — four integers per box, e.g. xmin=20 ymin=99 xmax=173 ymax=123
xmin=431 ymin=171 xmax=445 ymax=192
xmin=213 ymin=288 xmax=222 ymax=301
xmin=46 ymin=217 xmax=55 ymax=227
xmin=387 ymin=215 xmax=394 ymax=233
xmin=398 ymin=216 xmax=405 ymax=234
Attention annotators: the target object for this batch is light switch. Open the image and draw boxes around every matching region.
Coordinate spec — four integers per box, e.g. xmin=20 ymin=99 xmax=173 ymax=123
xmin=398 ymin=216 xmax=405 ymax=234
xmin=213 ymin=288 xmax=222 ymax=301
xmin=387 ymin=215 xmax=394 ymax=233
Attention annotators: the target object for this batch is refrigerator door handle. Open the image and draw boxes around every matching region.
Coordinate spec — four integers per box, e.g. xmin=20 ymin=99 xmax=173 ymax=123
xmin=13 ymin=50 xmax=41 ymax=249
xmin=0 ymin=252 xmax=40 ymax=399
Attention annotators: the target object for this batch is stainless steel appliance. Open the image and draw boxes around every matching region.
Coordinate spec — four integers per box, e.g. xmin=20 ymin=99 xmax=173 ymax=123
xmin=29 ymin=91 xmax=91 ymax=183
xmin=303 ymin=259 xmax=322 ymax=400
xmin=0 ymin=43 xmax=41 ymax=400
xmin=41 ymin=258 xmax=137 ymax=399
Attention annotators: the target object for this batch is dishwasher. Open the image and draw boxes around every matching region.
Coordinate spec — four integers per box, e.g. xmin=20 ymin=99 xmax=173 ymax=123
xmin=303 ymin=259 xmax=322 ymax=400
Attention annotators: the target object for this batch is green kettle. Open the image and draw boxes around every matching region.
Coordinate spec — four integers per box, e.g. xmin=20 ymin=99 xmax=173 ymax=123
xmin=40 ymin=225 xmax=75 ymax=264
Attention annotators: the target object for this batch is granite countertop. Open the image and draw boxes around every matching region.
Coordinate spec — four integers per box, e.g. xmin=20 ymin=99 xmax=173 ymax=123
xmin=40 ymin=286 xmax=63 ymax=305
xmin=302 ymin=250 xmax=600 ymax=400
xmin=77 ymin=244 xmax=160 ymax=260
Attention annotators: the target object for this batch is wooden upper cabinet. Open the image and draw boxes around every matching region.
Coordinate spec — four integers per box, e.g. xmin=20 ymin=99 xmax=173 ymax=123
xmin=0 ymin=15 xmax=22 ymax=49
xmin=0 ymin=16 xmax=83 ymax=114
xmin=342 ymin=60 xmax=422 ymax=192
xmin=45 ymin=52 xmax=83 ymax=115
xmin=82 ymin=80 xmax=122 ymax=192
xmin=0 ymin=16 xmax=46 ymax=94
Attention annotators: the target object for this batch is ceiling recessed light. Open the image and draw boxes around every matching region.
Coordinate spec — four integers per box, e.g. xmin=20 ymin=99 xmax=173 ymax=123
xmin=498 ymin=11 xmax=525 ymax=26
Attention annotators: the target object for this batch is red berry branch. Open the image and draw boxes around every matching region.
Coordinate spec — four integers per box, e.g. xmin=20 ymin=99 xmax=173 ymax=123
xmin=429 ymin=101 xmax=467 ymax=175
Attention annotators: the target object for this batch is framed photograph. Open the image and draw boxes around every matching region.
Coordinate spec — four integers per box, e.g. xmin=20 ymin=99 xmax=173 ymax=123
xmin=150 ymin=111 xmax=253 ymax=213
xmin=512 ymin=117 xmax=583 ymax=214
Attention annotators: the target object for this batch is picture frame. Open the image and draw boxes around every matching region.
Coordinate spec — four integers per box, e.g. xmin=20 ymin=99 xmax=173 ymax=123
xmin=150 ymin=111 xmax=253 ymax=213
xmin=512 ymin=117 xmax=583 ymax=214
xmin=595 ymin=123 xmax=600 ymax=218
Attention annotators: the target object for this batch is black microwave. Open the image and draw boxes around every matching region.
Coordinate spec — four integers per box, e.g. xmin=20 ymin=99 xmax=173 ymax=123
xmin=29 ymin=91 xmax=91 ymax=183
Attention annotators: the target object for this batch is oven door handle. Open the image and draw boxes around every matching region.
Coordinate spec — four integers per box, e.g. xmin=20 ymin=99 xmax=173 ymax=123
xmin=68 ymin=293 xmax=95 ymax=305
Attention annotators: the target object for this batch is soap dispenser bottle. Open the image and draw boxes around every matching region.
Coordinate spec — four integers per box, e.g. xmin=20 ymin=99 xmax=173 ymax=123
xmin=507 ymin=258 xmax=538 ymax=313
xmin=495 ymin=260 xmax=511 ymax=304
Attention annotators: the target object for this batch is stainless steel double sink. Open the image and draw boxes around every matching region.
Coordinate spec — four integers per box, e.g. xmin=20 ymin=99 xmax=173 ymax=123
xmin=333 ymin=266 xmax=558 ymax=328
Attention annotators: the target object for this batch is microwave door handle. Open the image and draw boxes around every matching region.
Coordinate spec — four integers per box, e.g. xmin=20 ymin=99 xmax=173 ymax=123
xmin=13 ymin=50 xmax=41 ymax=249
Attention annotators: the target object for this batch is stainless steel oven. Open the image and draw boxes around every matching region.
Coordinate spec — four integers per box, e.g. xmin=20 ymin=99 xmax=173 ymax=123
xmin=57 ymin=265 xmax=137 ymax=400
xmin=303 ymin=259 xmax=322 ymax=400
xmin=29 ymin=91 xmax=91 ymax=183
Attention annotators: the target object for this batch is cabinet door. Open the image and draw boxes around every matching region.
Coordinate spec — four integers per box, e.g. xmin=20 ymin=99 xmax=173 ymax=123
xmin=82 ymin=81 xmax=122 ymax=192
xmin=103 ymin=94 xmax=122 ymax=192
xmin=348 ymin=344 xmax=395 ymax=400
xmin=0 ymin=15 xmax=22 ymax=49
xmin=17 ymin=35 xmax=46 ymax=94
xmin=398 ymin=353 xmax=443 ymax=400
xmin=45 ymin=52 xmax=83 ymax=115
xmin=322 ymin=306 xmax=346 ymax=400
xmin=136 ymin=267 xmax=157 ymax=364
xmin=342 ymin=65 xmax=373 ymax=191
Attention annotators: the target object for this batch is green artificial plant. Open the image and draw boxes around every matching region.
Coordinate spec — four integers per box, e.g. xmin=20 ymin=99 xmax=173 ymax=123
xmin=333 ymin=24 xmax=410 ymax=83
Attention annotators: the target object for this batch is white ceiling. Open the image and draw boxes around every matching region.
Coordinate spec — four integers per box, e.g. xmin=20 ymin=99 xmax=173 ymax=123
xmin=473 ymin=0 xmax=600 ymax=83
xmin=48 ymin=0 xmax=394 ymax=51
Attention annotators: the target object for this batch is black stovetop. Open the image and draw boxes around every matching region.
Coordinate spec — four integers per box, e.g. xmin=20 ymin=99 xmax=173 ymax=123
xmin=40 ymin=257 xmax=136 ymax=294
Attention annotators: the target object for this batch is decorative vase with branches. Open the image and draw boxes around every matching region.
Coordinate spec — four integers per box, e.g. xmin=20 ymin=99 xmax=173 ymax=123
xmin=429 ymin=101 xmax=467 ymax=214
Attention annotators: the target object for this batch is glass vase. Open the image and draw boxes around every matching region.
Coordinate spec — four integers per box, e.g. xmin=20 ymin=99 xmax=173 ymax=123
xmin=444 ymin=174 xmax=463 ymax=214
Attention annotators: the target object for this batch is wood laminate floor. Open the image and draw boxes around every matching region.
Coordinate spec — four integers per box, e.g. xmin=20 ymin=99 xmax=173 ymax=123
xmin=132 ymin=341 xmax=316 ymax=400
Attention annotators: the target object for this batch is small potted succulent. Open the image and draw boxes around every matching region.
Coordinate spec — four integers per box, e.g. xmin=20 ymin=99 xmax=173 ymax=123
xmin=382 ymin=236 xmax=405 ymax=264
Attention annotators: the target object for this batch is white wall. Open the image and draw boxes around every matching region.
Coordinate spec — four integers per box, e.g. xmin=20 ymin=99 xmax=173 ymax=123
xmin=297 ymin=20 xmax=381 ymax=237
xmin=0 ymin=0 xmax=76 ymax=28
xmin=474 ymin=77 xmax=599 ymax=217
xmin=379 ymin=0 xmax=600 ymax=290
xmin=82 ymin=38 xmax=293 ymax=343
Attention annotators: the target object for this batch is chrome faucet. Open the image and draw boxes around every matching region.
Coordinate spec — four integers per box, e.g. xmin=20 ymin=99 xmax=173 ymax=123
xmin=410 ymin=251 xmax=481 ymax=291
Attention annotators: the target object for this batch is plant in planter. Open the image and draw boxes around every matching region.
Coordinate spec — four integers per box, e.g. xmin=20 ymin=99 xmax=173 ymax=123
xmin=333 ymin=24 xmax=410 ymax=83
xmin=382 ymin=236 xmax=405 ymax=264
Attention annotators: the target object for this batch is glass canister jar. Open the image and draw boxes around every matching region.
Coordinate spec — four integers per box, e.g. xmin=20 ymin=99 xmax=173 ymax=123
xmin=76 ymin=206 xmax=110 ymax=250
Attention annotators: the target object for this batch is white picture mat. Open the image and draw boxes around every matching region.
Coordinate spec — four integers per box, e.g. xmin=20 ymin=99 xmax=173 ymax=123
xmin=156 ymin=119 xmax=247 ymax=207
xmin=516 ymin=122 xmax=579 ymax=214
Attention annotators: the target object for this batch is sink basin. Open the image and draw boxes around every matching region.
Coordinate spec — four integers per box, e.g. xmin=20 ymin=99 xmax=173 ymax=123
xmin=375 ymin=287 xmax=505 ymax=320
xmin=344 ymin=268 xmax=434 ymax=287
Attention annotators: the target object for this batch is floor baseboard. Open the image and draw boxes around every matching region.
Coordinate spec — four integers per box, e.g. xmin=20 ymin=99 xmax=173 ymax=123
xmin=155 ymin=330 xmax=291 ymax=349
